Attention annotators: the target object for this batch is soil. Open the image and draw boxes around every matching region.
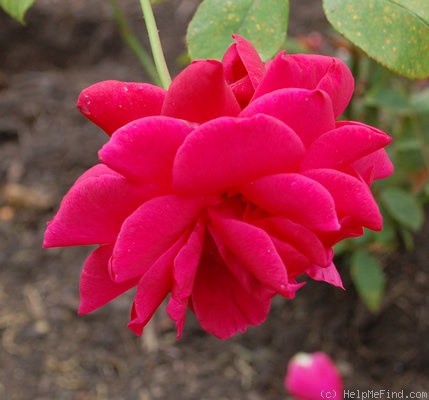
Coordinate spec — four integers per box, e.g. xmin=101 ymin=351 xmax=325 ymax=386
xmin=0 ymin=1 xmax=428 ymax=399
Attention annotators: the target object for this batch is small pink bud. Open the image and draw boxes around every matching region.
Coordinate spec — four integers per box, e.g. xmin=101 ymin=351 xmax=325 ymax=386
xmin=285 ymin=352 xmax=343 ymax=400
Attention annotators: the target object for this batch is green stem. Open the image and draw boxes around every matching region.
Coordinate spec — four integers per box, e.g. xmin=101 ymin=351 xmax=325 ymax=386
xmin=109 ymin=0 xmax=161 ymax=86
xmin=139 ymin=0 xmax=172 ymax=89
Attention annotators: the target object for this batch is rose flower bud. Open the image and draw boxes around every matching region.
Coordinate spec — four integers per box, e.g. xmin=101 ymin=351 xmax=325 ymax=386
xmin=44 ymin=35 xmax=393 ymax=339
xmin=285 ymin=352 xmax=344 ymax=400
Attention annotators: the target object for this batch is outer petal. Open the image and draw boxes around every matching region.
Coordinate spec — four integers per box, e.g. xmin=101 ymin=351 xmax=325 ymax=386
xmin=162 ymin=60 xmax=241 ymax=123
xmin=77 ymin=80 xmax=166 ymax=135
xmin=241 ymin=88 xmax=336 ymax=147
xmin=78 ymin=244 xmax=139 ymax=314
xmin=191 ymin=238 xmax=271 ymax=339
xmin=99 ymin=116 xmax=193 ymax=183
xmin=240 ymin=173 xmax=340 ymax=231
xmin=209 ymin=211 xmax=295 ymax=297
xmin=306 ymin=263 xmax=344 ymax=289
xmin=166 ymin=219 xmax=206 ymax=338
xmin=43 ymin=166 xmax=163 ymax=247
xmin=316 ymin=216 xmax=365 ymax=249
xmin=353 ymin=148 xmax=394 ymax=183
xmin=110 ymin=195 xmax=205 ymax=283
xmin=303 ymin=169 xmax=383 ymax=231
xmin=301 ymin=123 xmax=392 ymax=171
xmin=73 ymin=163 xmax=118 ymax=184
xmin=173 ymin=114 xmax=305 ymax=195
xmin=127 ymin=236 xmax=186 ymax=335
xmin=253 ymin=52 xmax=354 ymax=117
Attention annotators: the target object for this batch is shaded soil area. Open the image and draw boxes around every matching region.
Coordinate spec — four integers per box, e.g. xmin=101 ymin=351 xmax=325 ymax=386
xmin=0 ymin=1 xmax=428 ymax=399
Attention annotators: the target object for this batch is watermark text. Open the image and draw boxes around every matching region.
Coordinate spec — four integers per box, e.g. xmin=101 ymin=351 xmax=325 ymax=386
xmin=319 ymin=390 xmax=428 ymax=399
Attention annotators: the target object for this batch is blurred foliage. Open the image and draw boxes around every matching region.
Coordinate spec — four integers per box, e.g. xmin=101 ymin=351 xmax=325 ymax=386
xmin=350 ymin=251 xmax=386 ymax=312
xmin=0 ymin=0 xmax=35 ymax=24
xmin=333 ymin=52 xmax=429 ymax=311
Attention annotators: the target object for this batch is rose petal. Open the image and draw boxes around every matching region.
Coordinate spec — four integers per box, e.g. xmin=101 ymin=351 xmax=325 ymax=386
xmin=78 ymin=244 xmax=139 ymax=314
xmin=306 ymin=263 xmax=344 ymax=289
xmin=316 ymin=59 xmax=355 ymax=117
xmin=166 ymin=219 xmax=206 ymax=338
xmin=208 ymin=224 xmax=276 ymax=301
xmin=251 ymin=216 xmax=332 ymax=267
xmin=191 ymin=236 xmax=271 ymax=339
xmin=241 ymin=88 xmax=336 ymax=147
xmin=231 ymin=34 xmax=265 ymax=88
xmin=301 ymin=123 xmax=392 ymax=170
xmin=127 ymin=236 xmax=186 ymax=335
xmin=253 ymin=52 xmax=354 ymax=117
xmin=241 ymin=173 xmax=340 ymax=231
xmin=99 ymin=116 xmax=193 ymax=183
xmin=43 ymin=166 xmax=163 ymax=247
xmin=77 ymin=80 xmax=166 ymax=135
xmin=221 ymin=35 xmax=265 ymax=108
xmin=173 ymin=114 xmax=305 ymax=195
xmin=223 ymin=42 xmax=248 ymax=83
xmin=353 ymin=148 xmax=394 ymax=184
xmin=316 ymin=216 xmax=365 ymax=249
xmin=222 ymin=42 xmax=255 ymax=107
xmin=73 ymin=163 xmax=118 ymax=185
xmin=230 ymin=76 xmax=256 ymax=108
xmin=303 ymin=169 xmax=383 ymax=231
xmin=209 ymin=210 xmax=297 ymax=297
xmin=162 ymin=60 xmax=241 ymax=123
xmin=111 ymin=195 xmax=205 ymax=282
xmin=271 ymin=236 xmax=313 ymax=279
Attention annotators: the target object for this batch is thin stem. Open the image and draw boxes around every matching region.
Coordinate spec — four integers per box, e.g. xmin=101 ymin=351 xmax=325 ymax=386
xmin=109 ymin=0 xmax=161 ymax=86
xmin=139 ymin=0 xmax=172 ymax=89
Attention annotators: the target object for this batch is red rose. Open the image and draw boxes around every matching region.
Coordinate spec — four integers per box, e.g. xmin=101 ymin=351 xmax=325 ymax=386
xmin=44 ymin=36 xmax=393 ymax=339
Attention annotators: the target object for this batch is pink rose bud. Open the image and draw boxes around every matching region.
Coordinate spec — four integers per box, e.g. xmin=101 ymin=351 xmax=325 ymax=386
xmin=285 ymin=352 xmax=343 ymax=400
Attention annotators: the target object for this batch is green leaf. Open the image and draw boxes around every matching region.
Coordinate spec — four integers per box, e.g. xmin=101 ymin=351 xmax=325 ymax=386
xmin=351 ymin=251 xmax=385 ymax=312
xmin=187 ymin=0 xmax=289 ymax=61
xmin=323 ymin=0 xmax=429 ymax=79
xmin=0 ymin=0 xmax=35 ymax=24
xmin=380 ymin=187 xmax=424 ymax=232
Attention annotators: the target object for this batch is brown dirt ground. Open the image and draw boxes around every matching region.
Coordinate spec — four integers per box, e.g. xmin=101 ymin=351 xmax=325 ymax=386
xmin=0 ymin=1 xmax=428 ymax=399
